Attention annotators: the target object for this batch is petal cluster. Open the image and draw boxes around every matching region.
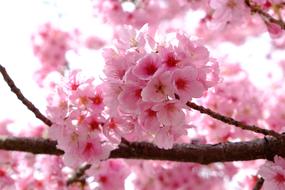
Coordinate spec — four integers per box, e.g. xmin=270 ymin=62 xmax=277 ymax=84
xmin=102 ymin=25 xmax=220 ymax=148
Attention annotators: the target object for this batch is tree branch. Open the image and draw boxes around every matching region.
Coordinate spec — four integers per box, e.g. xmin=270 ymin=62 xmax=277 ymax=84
xmin=253 ymin=177 xmax=264 ymax=190
xmin=0 ymin=64 xmax=52 ymax=126
xmin=0 ymin=136 xmax=285 ymax=164
xmin=186 ymin=102 xmax=283 ymax=139
xmin=245 ymin=0 xmax=285 ymax=30
xmin=0 ymin=136 xmax=63 ymax=155
xmin=66 ymin=163 xmax=92 ymax=186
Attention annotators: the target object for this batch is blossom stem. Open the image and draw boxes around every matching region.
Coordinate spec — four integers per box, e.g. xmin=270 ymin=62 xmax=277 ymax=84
xmin=66 ymin=163 xmax=92 ymax=186
xmin=245 ymin=0 xmax=285 ymax=30
xmin=253 ymin=177 xmax=264 ymax=190
xmin=0 ymin=64 xmax=52 ymax=126
xmin=186 ymin=101 xmax=283 ymax=139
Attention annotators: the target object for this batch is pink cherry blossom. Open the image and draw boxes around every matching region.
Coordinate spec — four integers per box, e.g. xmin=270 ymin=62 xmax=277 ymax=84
xmin=90 ymin=160 xmax=130 ymax=190
xmin=132 ymin=53 xmax=161 ymax=80
xmin=259 ymin=156 xmax=285 ymax=190
xmin=31 ymin=23 xmax=72 ymax=81
xmin=118 ymin=83 xmax=143 ymax=113
xmin=266 ymin=22 xmax=284 ymax=39
xmin=153 ymin=101 xmax=185 ymax=127
xmin=172 ymin=66 xmax=205 ymax=102
xmin=141 ymin=71 xmax=173 ymax=102
xmin=209 ymin=0 xmax=250 ymax=29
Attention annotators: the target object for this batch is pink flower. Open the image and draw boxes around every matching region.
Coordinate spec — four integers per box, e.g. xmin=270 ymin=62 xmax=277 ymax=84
xmin=153 ymin=101 xmax=185 ymax=127
xmin=153 ymin=126 xmax=174 ymax=149
xmin=84 ymin=35 xmax=105 ymax=49
xmin=31 ymin=23 xmax=71 ymax=80
xmin=141 ymin=72 xmax=173 ymax=102
xmin=0 ymin=168 xmax=15 ymax=189
xmin=118 ymin=83 xmax=143 ymax=113
xmin=209 ymin=0 xmax=249 ymax=29
xmin=103 ymin=48 xmax=134 ymax=80
xmin=88 ymin=84 xmax=105 ymax=113
xmin=103 ymin=117 xmax=134 ymax=143
xmin=266 ymin=22 xmax=283 ymax=39
xmin=172 ymin=66 xmax=205 ymax=102
xmin=176 ymin=34 xmax=210 ymax=67
xmin=159 ymin=47 xmax=181 ymax=70
xmin=79 ymin=137 xmax=113 ymax=164
xmin=91 ymin=160 xmax=130 ymax=190
xmin=114 ymin=24 xmax=147 ymax=52
xmin=258 ymin=156 xmax=285 ymax=189
xmin=138 ymin=103 xmax=160 ymax=132
xmin=133 ymin=53 xmax=161 ymax=80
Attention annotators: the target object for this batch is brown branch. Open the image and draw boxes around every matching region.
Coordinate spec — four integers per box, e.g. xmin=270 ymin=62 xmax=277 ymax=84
xmin=245 ymin=0 xmax=285 ymax=30
xmin=186 ymin=102 xmax=283 ymax=139
xmin=0 ymin=136 xmax=63 ymax=155
xmin=0 ymin=64 xmax=52 ymax=126
xmin=0 ymin=136 xmax=285 ymax=164
xmin=253 ymin=177 xmax=264 ymax=190
xmin=67 ymin=163 xmax=92 ymax=186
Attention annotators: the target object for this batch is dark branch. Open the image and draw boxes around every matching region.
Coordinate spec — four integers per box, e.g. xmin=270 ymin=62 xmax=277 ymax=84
xmin=67 ymin=163 xmax=92 ymax=186
xmin=0 ymin=64 xmax=52 ymax=126
xmin=253 ymin=177 xmax=264 ymax=190
xmin=1 ymin=136 xmax=285 ymax=164
xmin=0 ymin=136 xmax=63 ymax=155
xmin=245 ymin=0 xmax=285 ymax=30
xmin=186 ymin=102 xmax=283 ymax=139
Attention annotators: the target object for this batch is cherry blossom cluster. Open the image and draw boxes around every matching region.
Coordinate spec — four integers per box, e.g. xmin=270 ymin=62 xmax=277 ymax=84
xmin=0 ymin=121 xmax=74 ymax=190
xmin=93 ymin=0 xmax=190 ymax=28
xmin=0 ymin=120 xmax=129 ymax=190
xmin=88 ymin=159 xmax=130 ymax=190
xmin=262 ymin=81 xmax=285 ymax=133
xmin=130 ymin=160 xmax=240 ymax=190
xmin=251 ymin=0 xmax=285 ymax=38
xmin=31 ymin=23 xmax=72 ymax=80
xmin=3 ymin=0 xmax=285 ymax=189
xmin=208 ymin=0 xmax=251 ymax=30
xmin=192 ymin=64 xmax=263 ymax=143
xmin=208 ymin=0 xmax=285 ymax=38
xmin=194 ymin=0 xmax=285 ymax=45
xmin=46 ymin=70 xmax=116 ymax=168
xmin=258 ymin=156 xmax=285 ymax=189
xmin=102 ymin=25 xmax=220 ymax=148
xmin=196 ymin=14 xmax=266 ymax=45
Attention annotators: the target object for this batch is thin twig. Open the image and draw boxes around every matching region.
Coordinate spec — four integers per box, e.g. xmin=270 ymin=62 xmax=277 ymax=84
xmin=67 ymin=163 xmax=92 ymax=186
xmin=186 ymin=102 xmax=283 ymax=139
xmin=0 ymin=64 xmax=52 ymax=126
xmin=253 ymin=177 xmax=264 ymax=190
xmin=0 ymin=136 xmax=285 ymax=164
xmin=245 ymin=0 xmax=285 ymax=30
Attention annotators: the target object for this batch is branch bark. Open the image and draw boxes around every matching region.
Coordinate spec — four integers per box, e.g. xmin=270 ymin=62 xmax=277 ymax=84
xmin=0 ymin=64 xmax=52 ymax=126
xmin=0 ymin=136 xmax=285 ymax=164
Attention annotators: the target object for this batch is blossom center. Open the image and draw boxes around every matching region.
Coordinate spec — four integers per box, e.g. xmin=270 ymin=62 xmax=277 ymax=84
xmin=147 ymin=109 xmax=156 ymax=117
xmin=83 ymin=142 xmax=94 ymax=154
xmin=89 ymin=120 xmax=100 ymax=131
xmin=155 ymin=82 xmax=165 ymax=94
xmin=274 ymin=173 xmax=285 ymax=183
xmin=175 ymin=78 xmax=187 ymax=90
xmin=226 ymin=0 xmax=237 ymax=9
xmin=144 ymin=63 xmax=157 ymax=75
xmin=165 ymin=53 xmax=179 ymax=67
xmin=90 ymin=95 xmax=103 ymax=105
